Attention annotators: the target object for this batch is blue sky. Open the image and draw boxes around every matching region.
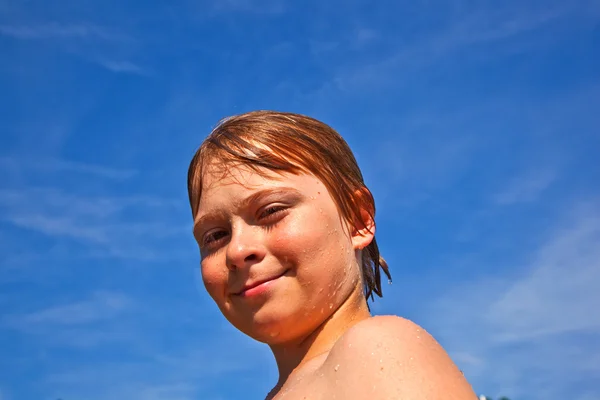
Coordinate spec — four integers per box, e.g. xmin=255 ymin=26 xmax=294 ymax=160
xmin=1 ymin=0 xmax=599 ymax=399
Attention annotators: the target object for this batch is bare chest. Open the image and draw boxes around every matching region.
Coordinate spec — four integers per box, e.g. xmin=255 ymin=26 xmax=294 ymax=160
xmin=269 ymin=374 xmax=329 ymax=400
xmin=269 ymin=362 xmax=359 ymax=400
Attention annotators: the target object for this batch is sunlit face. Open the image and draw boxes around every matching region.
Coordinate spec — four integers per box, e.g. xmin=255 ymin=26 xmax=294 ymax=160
xmin=193 ymin=163 xmax=371 ymax=343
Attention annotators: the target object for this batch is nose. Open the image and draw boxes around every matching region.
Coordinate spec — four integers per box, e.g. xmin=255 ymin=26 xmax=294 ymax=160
xmin=225 ymin=223 xmax=266 ymax=270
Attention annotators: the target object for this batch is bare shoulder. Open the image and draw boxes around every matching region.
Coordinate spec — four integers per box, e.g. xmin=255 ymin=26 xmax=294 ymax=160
xmin=322 ymin=316 xmax=477 ymax=399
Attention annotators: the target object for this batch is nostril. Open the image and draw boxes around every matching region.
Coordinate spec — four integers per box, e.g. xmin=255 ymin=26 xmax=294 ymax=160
xmin=245 ymin=254 xmax=258 ymax=262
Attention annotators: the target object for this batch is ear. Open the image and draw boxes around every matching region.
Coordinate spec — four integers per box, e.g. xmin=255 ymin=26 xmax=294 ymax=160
xmin=350 ymin=189 xmax=376 ymax=250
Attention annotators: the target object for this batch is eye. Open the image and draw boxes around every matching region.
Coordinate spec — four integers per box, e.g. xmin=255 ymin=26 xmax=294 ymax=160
xmin=202 ymin=230 xmax=229 ymax=248
xmin=258 ymin=205 xmax=288 ymax=221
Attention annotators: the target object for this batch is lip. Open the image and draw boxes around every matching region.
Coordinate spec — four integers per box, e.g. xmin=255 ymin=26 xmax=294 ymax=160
xmin=233 ymin=270 xmax=288 ymax=297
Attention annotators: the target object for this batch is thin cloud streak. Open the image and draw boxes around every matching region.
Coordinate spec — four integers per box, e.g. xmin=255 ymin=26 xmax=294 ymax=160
xmin=493 ymin=169 xmax=557 ymax=205
xmin=210 ymin=0 xmax=285 ymax=15
xmin=0 ymin=22 xmax=127 ymax=41
xmin=41 ymin=333 xmax=271 ymax=400
xmin=428 ymin=204 xmax=600 ymax=398
xmin=0 ymin=186 xmax=186 ymax=260
xmin=325 ymin=3 xmax=590 ymax=93
xmin=4 ymin=291 xmax=132 ymax=328
xmin=488 ymin=207 xmax=600 ymax=341
xmin=95 ymin=59 xmax=149 ymax=75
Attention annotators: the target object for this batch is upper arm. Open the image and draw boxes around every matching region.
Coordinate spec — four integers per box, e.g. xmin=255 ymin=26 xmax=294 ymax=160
xmin=325 ymin=316 xmax=477 ymax=400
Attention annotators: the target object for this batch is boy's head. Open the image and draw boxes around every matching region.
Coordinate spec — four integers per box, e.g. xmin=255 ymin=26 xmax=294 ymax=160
xmin=187 ymin=110 xmax=390 ymax=301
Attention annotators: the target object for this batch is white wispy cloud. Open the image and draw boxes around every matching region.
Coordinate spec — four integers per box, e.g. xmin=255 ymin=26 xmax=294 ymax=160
xmin=487 ymin=207 xmax=600 ymax=340
xmin=42 ymin=331 xmax=272 ymax=400
xmin=5 ymin=291 xmax=132 ymax=328
xmin=210 ymin=0 xmax=285 ymax=15
xmin=0 ymin=185 xmax=186 ymax=261
xmin=427 ymin=203 xmax=600 ymax=398
xmin=493 ymin=169 xmax=556 ymax=205
xmin=47 ymin=370 xmax=200 ymax=400
xmin=50 ymin=159 xmax=137 ymax=179
xmin=0 ymin=156 xmax=137 ymax=180
xmin=95 ymin=59 xmax=149 ymax=75
xmin=0 ymin=22 xmax=126 ymax=41
xmin=0 ymin=22 xmax=146 ymax=75
xmin=319 ymin=2 xmax=592 ymax=93
xmin=1 ymin=291 xmax=140 ymax=349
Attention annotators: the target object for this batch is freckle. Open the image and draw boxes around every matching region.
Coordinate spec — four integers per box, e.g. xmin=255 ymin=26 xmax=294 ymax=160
xmin=317 ymin=191 xmax=321 ymax=195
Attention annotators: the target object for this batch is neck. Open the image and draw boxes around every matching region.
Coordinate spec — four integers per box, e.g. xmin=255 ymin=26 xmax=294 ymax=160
xmin=268 ymin=286 xmax=371 ymax=388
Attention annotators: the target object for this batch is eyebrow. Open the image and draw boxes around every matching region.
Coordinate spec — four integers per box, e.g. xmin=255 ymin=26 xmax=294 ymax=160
xmin=192 ymin=186 xmax=302 ymax=238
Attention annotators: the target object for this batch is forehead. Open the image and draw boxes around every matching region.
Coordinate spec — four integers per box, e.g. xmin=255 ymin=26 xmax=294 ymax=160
xmin=198 ymin=162 xmax=328 ymax=211
xmin=201 ymin=161 xmax=287 ymax=193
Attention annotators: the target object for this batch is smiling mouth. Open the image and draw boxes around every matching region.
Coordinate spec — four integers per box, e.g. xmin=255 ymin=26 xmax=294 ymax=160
xmin=234 ymin=270 xmax=289 ymax=297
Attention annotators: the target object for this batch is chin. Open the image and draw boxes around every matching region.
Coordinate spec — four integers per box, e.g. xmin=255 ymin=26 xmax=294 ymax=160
xmin=232 ymin=310 xmax=303 ymax=344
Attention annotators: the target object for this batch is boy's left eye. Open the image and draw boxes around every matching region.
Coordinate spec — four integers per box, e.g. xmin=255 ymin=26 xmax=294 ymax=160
xmin=258 ymin=205 xmax=287 ymax=220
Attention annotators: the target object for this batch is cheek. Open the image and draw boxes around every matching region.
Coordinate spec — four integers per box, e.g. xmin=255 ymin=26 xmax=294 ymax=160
xmin=271 ymin=214 xmax=326 ymax=259
xmin=200 ymin=259 xmax=227 ymax=301
xmin=271 ymin=209 xmax=352 ymax=277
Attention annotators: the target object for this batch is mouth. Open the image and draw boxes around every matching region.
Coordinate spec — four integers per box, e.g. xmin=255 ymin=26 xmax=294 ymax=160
xmin=234 ymin=270 xmax=289 ymax=297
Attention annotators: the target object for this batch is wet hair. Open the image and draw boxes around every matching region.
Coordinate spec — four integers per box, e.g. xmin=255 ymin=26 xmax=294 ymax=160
xmin=187 ymin=110 xmax=391 ymax=302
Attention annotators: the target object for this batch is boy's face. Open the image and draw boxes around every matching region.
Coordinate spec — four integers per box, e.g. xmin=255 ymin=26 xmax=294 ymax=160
xmin=193 ymin=163 xmax=372 ymax=343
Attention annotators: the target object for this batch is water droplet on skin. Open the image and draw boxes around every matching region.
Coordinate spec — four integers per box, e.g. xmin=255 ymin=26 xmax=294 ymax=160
xmin=329 ymin=303 xmax=333 ymax=309
xmin=334 ymin=364 xmax=340 ymax=371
